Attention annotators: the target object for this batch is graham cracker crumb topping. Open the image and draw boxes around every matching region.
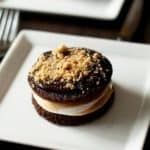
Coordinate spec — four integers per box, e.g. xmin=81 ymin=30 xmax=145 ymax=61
xmin=29 ymin=44 xmax=103 ymax=89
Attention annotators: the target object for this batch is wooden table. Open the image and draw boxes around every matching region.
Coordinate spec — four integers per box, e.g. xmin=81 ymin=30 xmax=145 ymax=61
xmin=0 ymin=0 xmax=150 ymax=149
xmin=18 ymin=0 xmax=150 ymax=44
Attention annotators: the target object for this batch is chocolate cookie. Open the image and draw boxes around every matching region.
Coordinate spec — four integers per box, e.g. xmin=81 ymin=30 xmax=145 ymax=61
xmin=28 ymin=45 xmax=114 ymax=125
xmin=28 ymin=46 xmax=112 ymax=104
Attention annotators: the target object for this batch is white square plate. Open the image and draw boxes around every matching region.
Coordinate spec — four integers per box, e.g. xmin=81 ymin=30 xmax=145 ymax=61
xmin=0 ymin=30 xmax=150 ymax=150
xmin=0 ymin=0 xmax=125 ymax=20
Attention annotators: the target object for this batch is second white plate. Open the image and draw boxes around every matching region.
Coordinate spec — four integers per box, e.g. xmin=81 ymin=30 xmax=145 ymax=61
xmin=0 ymin=0 xmax=125 ymax=20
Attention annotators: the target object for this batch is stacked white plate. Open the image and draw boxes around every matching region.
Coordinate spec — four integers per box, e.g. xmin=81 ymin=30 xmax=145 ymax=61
xmin=0 ymin=0 xmax=125 ymax=20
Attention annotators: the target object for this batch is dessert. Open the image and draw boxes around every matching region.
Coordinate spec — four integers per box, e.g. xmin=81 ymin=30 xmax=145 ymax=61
xmin=28 ymin=44 xmax=114 ymax=125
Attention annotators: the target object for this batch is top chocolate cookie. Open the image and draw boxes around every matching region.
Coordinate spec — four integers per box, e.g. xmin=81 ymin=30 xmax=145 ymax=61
xmin=28 ymin=45 xmax=112 ymax=103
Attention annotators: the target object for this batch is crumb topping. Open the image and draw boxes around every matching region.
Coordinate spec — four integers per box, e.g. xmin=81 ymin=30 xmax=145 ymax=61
xmin=29 ymin=44 xmax=104 ymax=89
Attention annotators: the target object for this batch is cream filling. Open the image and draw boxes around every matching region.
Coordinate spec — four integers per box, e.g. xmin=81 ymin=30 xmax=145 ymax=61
xmin=32 ymin=83 xmax=113 ymax=116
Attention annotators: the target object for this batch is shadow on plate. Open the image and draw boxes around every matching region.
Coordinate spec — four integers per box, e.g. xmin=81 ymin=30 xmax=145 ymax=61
xmin=71 ymin=82 xmax=142 ymax=144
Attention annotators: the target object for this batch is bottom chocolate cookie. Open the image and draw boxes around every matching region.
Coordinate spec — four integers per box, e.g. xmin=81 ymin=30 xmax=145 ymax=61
xmin=32 ymin=92 xmax=114 ymax=126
